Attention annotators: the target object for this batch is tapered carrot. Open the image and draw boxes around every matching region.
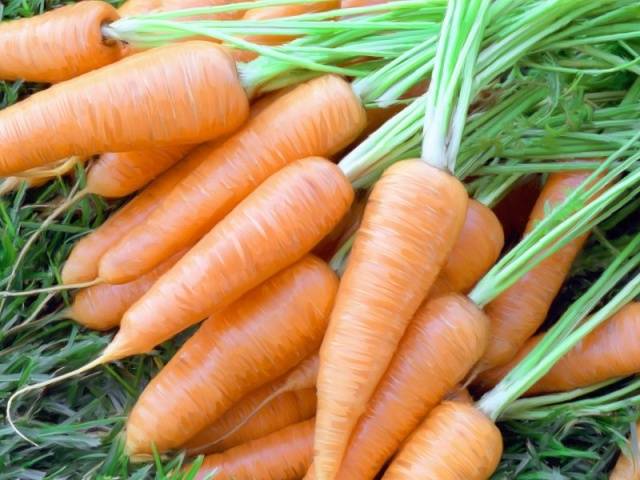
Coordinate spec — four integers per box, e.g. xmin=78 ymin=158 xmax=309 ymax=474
xmin=476 ymin=303 xmax=640 ymax=395
xmin=0 ymin=41 xmax=249 ymax=176
xmin=61 ymin=152 xmax=206 ymax=285
xmin=477 ymin=171 xmax=592 ymax=372
xmin=60 ymin=88 xmax=284 ymax=285
xmin=611 ymin=422 xmax=640 ymax=480
xmin=382 ymin=401 xmax=502 ymax=480
xmin=99 ymin=75 xmax=365 ymax=284
xmin=314 ymin=159 xmax=468 ymax=479
xmin=329 ymin=294 xmax=488 ymax=480
xmin=0 ymin=1 xmax=123 ymax=83
xmin=185 ymin=354 xmax=319 ymax=455
xmin=67 ymin=252 xmax=185 ymax=331
xmin=125 ymin=255 xmax=337 ymax=455
xmin=194 ymin=419 xmax=315 ymax=480
xmin=191 ymin=389 xmax=316 ymax=455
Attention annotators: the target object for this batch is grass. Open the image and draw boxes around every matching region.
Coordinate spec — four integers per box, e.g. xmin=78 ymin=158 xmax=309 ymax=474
xmin=1 ymin=1 xmax=640 ymax=479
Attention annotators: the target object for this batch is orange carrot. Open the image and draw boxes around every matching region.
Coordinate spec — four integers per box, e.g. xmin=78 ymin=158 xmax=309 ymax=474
xmin=0 ymin=1 xmax=123 ymax=83
xmin=98 ymin=75 xmax=365 ymax=284
xmin=118 ymin=0 xmax=244 ymax=19
xmin=190 ymin=389 xmax=316 ymax=455
xmin=477 ymin=171 xmax=592 ymax=372
xmin=382 ymin=401 xmax=502 ymax=480
xmin=329 ymin=294 xmax=489 ymax=480
xmin=611 ymin=422 xmax=640 ymax=480
xmin=66 ymin=252 xmax=185 ymax=331
xmin=125 ymin=255 xmax=336 ymax=455
xmin=0 ymin=41 xmax=249 ymax=176
xmin=194 ymin=419 xmax=315 ymax=480
xmin=476 ymin=303 xmax=640 ymax=395
xmin=314 ymin=159 xmax=468 ymax=479
xmin=60 ymin=89 xmax=284 ymax=285
xmin=185 ymin=354 xmax=319 ymax=455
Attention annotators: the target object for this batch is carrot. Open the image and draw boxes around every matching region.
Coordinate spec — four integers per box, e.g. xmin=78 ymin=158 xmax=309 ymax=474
xmin=184 ymin=354 xmax=319 ymax=455
xmin=192 ymin=389 xmax=316 ymax=455
xmin=314 ymin=159 xmax=468 ymax=479
xmin=326 ymin=294 xmax=489 ymax=480
xmin=60 ymin=88 xmax=285 ymax=285
xmin=118 ymin=0 xmax=243 ymax=19
xmin=476 ymin=303 xmax=640 ymax=395
xmin=611 ymin=422 xmax=640 ymax=480
xmin=0 ymin=41 xmax=249 ymax=176
xmin=194 ymin=419 xmax=315 ymax=480
xmin=125 ymin=255 xmax=335 ymax=455
xmin=66 ymin=252 xmax=185 ymax=331
xmin=477 ymin=171 xmax=592 ymax=372
xmin=98 ymin=75 xmax=365 ymax=284
xmin=0 ymin=1 xmax=123 ymax=83
xmin=381 ymin=401 xmax=502 ymax=480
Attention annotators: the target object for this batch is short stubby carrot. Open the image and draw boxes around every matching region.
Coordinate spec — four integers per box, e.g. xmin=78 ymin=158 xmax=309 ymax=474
xmin=0 ymin=41 xmax=249 ymax=176
xmin=0 ymin=1 xmax=123 ymax=83
xmin=315 ymin=159 xmax=468 ymax=480
xmin=382 ymin=401 xmax=503 ymax=480
xmin=194 ymin=419 xmax=315 ymax=480
xmin=88 ymin=145 xmax=195 ymax=198
xmin=476 ymin=303 xmax=640 ymax=395
xmin=98 ymin=75 xmax=365 ymax=284
xmin=331 ymin=294 xmax=489 ymax=480
xmin=611 ymin=422 xmax=640 ymax=480
xmin=125 ymin=255 xmax=337 ymax=455
xmin=478 ymin=171 xmax=592 ymax=372
xmin=184 ymin=354 xmax=319 ymax=455
xmin=67 ymin=252 xmax=184 ymax=331
xmin=61 ymin=151 xmax=207 ymax=284
xmin=105 ymin=158 xmax=352 ymax=360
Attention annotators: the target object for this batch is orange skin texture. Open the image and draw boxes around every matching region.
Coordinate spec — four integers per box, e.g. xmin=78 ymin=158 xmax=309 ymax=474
xmin=611 ymin=421 xmax=640 ymax=480
xmin=88 ymin=145 xmax=196 ymax=198
xmin=185 ymin=354 xmax=319 ymax=455
xmin=61 ymin=150 xmax=208 ymax=285
xmin=118 ymin=0 xmax=244 ymax=18
xmin=0 ymin=1 xmax=123 ymax=83
xmin=194 ymin=419 xmax=315 ymax=480
xmin=125 ymin=256 xmax=337 ymax=454
xmin=331 ymin=294 xmax=489 ymax=480
xmin=382 ymin=401 xmax=503 ymax=480
xmin=314 ymin=160 xmax=468 ymax=480
xmin=478 ymin=171 xmax=592 ymax=372
xmin=0 ymin=41 xmax=249 ymax=176
xmin=60 ymin=92 xmax=283 ymax=285
xmin=67 ymin=251 xmax=184 ymax=331
xmin=477 ymin=303 xmax=640 ymax=395
xmin=107 ymin=157 xmax=353 ymax=360
xmin=99 ymin=75 xmax=365 ymax=284
xmin=189 ymin=389 xmax=316 ymax=455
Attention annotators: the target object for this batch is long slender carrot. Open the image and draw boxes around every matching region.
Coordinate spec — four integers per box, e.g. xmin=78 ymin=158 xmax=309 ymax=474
xmin=194 ymin=419 xmax=315 ymax=480
xmin=0 ymin=41 xmax=249 ymax=176
xmin=314 ymin=159 xmax=468 ymax=479
xmin=381 ymin=401 xmax=502 ymax=480
xmin=59 ymin=88 xmax=284 ymax=285
xmin=192 ymin=389 xmax=316 ymax=455
xmin=125 ymin=255 xmax=337 ymax=455
xmin=66 ymin=251 xmax=185 ymax=331
xmin=0 ymin=1 xmax=123 ymax=83
xmin=184 ymin=354 xmax=319 ymax=455
xmin=99 ymin=75 xmax=365 ymax=284
xmin=476 ymin=302 xmax=640 ymax=395
xmin=611 ymin=422 xmax=640 ymax=480
xmin=477 ymin=171 xmax=592 ymax=372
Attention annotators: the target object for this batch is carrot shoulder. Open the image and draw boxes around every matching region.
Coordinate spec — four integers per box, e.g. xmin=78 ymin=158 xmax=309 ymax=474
xmin=99 ymin=75 xmax=365 ymax=284
xmin=0 ymin=41 xmax=249 ymax=176
xmin=125 ymin=255 xmax=337 ymax=455
xmin=314 ymin=159 xmax=468 ymax=480
xmin=194 ymin=419 xmax=315 ymax=480
xmin=0 ymin=1 xmax=123 ymax=83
